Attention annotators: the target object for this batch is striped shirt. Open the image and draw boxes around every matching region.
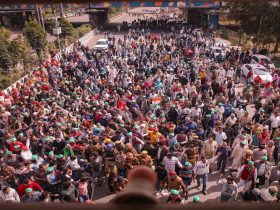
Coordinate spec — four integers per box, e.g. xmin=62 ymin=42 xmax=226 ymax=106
xmin=162 ymin=156 xmax=182 ymax=172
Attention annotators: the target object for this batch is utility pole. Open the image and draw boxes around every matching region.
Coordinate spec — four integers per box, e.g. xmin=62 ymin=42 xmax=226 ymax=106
xmin=53 ymin=17 xmax=62 ymax=53
xmin=35 ymin=4 xmax=40 ymax=24
xmin=257 ymin=12 xmax=263 ymax=44
xmin=60 ymin=3 xmax=65 ymax=18
xmin=39 ymin=6 xmax=45 ymax=31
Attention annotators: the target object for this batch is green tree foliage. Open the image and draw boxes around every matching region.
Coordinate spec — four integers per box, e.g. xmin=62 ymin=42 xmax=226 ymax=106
xmin=59 ymin=17 xmax=75 ymax=38
xmin=76 ymin=24 xmax=92 ymax=37
xmin=0 ymin=39 xmax=13 ymax=73
xmin=227 ymin=2 xmax=280 ymax=52
xmin=0 ymin=27 xmax=12 ymax=40
xmin=23 ymin=20 xmax=48 ymax=60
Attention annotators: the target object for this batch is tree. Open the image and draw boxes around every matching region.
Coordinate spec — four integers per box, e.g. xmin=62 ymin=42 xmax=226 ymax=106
xmin=227 ymin=2 xmax=280 ymax=52
xmin=0 ymin=27 xmax=12 ymax=40
xmin=0 ymin=39 xmax=13 ymax=73
xmin=76 ymin=24 xmax=92 ymax=38
xmin=9 ymin=36 xmax=35 ymax=73
xmin=59 ymin=17 xmax=75 ymax=38
xmin=23 ymin=20 xmax=48 ymax=60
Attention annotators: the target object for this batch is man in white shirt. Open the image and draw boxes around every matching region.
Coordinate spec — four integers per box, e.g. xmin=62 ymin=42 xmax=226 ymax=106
xmin=270 ymin=111 xmax=280 ymax=134
xmin=0 ymin=186 xmax=20 ymax=203
xmin=193 ymin=153 xmax=221 ymax=195
xmin=212 ymin=127 xmax=227 ymax=145
xmin=190 ymin=103 xmax=202 ymax=119
xmin=255 ymin=156 xmax=270 ymax=188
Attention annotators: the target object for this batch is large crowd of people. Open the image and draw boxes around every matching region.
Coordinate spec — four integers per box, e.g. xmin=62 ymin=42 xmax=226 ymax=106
xmin=0 ymin=20 xmax=279 ymax=205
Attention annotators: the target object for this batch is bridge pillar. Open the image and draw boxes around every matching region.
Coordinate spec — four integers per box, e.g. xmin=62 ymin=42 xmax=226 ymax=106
xmin=88 ymin=8 xmax=109 ymax=28
xmin=208 ymin=14 xmax=219 ymax=29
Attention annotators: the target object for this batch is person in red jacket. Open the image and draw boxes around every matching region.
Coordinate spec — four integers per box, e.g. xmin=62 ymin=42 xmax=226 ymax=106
xmin=259 ymin=127 xmax=270 ymax=145
xmin=9 ymin=138 xmax=25 ymax=153
xmin=237 ymin=161 xmax=257 ymax=194
xmin=18 ymin=178 xmax=43 ymax=198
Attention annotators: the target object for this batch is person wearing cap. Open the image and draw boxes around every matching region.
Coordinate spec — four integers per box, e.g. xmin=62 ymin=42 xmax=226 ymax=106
xmin=179 ymin=162 xmax=193 ymax=199
xmin=0 ymin=186 xmax=20 ymax=203
xmin=237 ymin=161 xmax=257 ymax=194
xmin=162 ymin=170 xmax=186 ymax=199
xmin=269 ymin=162 xmax=280 ymax=184
xmin=17 ymin=178 xmax=43 ymax=198
xmin=260 ymin=186 xmax=278 ymax=202
xmin=21 ymin=187 xmax=42 ymax=203
xmin=233 ymin=130 xmax=252 ymax=147
xmin=46 ymin=165 xmax=61 ymax=195
xmin=255 ymin=156 xmax=270 ymax=188
xmin=193 ymin=153 xmax=221 ymax=195
xmin=31 ymin=154 xmax=44 ymax=171
xmin=8 ymin=137 xmax=25 ymax=153
xmin=230 ymin=141 xmax=249 ymax=169
xmin=166 ymin=189 xmax=182 ymax=204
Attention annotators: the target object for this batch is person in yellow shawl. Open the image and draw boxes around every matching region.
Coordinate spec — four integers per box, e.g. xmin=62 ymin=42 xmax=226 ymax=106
xmin=147 ymin=124 xmax=163 ymax=145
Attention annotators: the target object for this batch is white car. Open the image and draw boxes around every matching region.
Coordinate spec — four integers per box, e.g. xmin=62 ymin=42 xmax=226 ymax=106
xmin=251 ymin=54 xmax=275 ymax=70
xmin=210 ymin=46 xmax=226 ymax=60
xmin=94 ymin=39 xmax=108 ymax=51
xmin=241 ymin=64 xmax=272 ymax=84
xmin=214 ymin=39 xmax=228 ymax=48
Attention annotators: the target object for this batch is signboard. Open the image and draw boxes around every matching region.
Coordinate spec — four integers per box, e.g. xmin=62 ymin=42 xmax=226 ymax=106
xmin=0 ymin=4 xmax=36 ymax=10
xmin=89 ymin=1 xmax=221 ymax=9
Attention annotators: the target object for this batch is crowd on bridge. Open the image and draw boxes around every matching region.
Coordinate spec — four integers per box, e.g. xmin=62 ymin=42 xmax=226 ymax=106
xmin=0 ymin=21 xmax=279 ymax=204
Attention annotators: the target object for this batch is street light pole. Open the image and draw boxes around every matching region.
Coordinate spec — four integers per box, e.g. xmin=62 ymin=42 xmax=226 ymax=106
xmin=53 ymin=17 xmax=62 ymax=53
xmin=60 ymin=3 xmax=65 ymax=18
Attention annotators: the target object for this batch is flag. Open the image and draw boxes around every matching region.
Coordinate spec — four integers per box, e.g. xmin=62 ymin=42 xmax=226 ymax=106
xmin=152 ymin=97 xmax=162 ymax=105
xmin=254 ymin=75 xmax=262 ymax=84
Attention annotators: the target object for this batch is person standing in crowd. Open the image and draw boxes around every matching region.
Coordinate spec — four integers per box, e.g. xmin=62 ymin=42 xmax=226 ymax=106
xmin=0 ymin=16 xmax=279 ymax=205
xmin=237 ymin=161 xmax=257 ymax=194
xmin=255 ymin=156 xmax=270 ymax=188
xmin=193 ymin=154 xmax=221 ymax=195
xmin=0 ymin=186 xmax=20 ymax=203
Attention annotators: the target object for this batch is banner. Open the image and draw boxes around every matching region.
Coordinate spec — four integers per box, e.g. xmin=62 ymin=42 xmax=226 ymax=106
xmin=89 ymin=1 xmax=221 ymax=9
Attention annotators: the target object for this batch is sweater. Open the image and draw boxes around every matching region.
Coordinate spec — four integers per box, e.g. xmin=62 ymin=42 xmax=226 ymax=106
xmin=193 ymin=155 xmax=219 ymax=175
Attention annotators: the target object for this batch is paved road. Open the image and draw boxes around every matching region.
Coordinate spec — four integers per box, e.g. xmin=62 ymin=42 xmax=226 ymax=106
xmin=82 ymin=10 xmax=258 ymax=204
